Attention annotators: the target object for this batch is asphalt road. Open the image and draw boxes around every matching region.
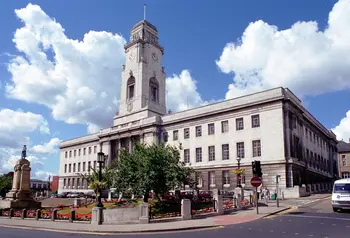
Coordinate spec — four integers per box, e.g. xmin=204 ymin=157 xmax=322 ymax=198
xmin=1 ymin=197 xmax=349 ymax=238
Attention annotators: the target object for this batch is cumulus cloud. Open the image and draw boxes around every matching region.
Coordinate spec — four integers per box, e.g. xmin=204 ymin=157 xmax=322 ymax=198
xmin=6 ymin=3 xmax=126 ymax=133
xmin=332 ymin=110 xmax=350 ymax=141
xmin=6 ymin=4 xmax=206 ymax=133
xmin=0 ymin=108 xmax=55 ymax=178
xmin=216 ymin=0 xmax=350 ymax=99
xmin=166 ymin=70 xmax=211 ymax=112
xmin=32 ymin=138 xmax=61 ymax=154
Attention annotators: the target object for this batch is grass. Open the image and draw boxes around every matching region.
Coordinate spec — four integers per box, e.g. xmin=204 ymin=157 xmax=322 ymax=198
xmin=58 ymin=202 xmax=117 ymax=214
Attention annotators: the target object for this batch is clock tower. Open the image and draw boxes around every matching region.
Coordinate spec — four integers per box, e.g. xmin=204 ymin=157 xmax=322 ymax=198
xmin=115 ymin=20 xmax=166 ymax=125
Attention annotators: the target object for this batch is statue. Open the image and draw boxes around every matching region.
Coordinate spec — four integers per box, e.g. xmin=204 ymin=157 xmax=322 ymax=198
xmin=0 ymin=145 xmax=41 ymax=209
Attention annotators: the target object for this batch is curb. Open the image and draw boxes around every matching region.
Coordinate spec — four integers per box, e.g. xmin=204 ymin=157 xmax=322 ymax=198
xmin=260 ymin=206 xmax=294 ymax=219
xmin=0 ymin=223 xmax=221 ymax=234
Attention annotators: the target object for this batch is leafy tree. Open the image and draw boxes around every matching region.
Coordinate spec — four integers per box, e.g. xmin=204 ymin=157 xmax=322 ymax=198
xmin=114 ymin=143 xmax=195 ymax=202
xmin=0 ymin=175 xmax=12 ymax=197
xmin=79 ymin=166 xmax=116 ymax=199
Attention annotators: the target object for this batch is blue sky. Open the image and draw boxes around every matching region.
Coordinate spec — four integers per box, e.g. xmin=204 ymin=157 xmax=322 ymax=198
xmin=1 ymin=0 xmax=350 ymax=179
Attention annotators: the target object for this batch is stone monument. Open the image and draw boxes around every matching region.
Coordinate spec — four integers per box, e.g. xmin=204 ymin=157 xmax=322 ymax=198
xmin=0 ymin=145 xmax=41 ymax=209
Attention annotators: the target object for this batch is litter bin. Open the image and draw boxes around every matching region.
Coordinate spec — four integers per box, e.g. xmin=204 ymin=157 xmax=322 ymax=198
xmin=271 ymin=193 xmax=277 ymax=200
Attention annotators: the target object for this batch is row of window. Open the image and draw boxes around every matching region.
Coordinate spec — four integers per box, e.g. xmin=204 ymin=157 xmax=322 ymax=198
xmin=165 ymin=115 xmax=260 ymax=142
xmin=63 ymin=177 xmax=88 ymax=189
xmin=183 ymin=140 xmax=261 ymax=163
xmin=304 ymin=127 xmax=329 ymax=151
xmin=64 ymin=161 xmax=100 ymax=174
xmin=305 ymin=149 xmax=329 ymax=172
xmin=30 ymin=183 xmax=48 ymax=189
xmin=64 ymin=146 xmax=98 ymax=159
xmin=197 ymin=171 xmax=246 ymax=186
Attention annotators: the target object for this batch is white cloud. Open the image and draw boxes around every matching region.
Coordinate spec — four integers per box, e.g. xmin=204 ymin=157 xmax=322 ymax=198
xmin=332 ymin=110 xmax=350 ymax=141
xmin=32 ymin=138 xmax=61 ymax=154
xmin=166 ymin=70 xmax=209 ymax=112
xmin=6 ymin=4 xmax=207 ymax=133
xmin=6 ymin=4 xmax=126 ymax=133
xmin=0 ymin=108 xmax=50 ymax=148
xmin=216 ymin=0 xmax=350 ymax=99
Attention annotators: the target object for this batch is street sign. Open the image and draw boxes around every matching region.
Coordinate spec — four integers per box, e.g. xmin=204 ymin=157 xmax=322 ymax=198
xmin=250 ymin=176 xmax=262 ymax=188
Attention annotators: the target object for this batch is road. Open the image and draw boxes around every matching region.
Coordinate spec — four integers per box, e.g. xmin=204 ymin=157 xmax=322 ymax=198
xmin=1 ymin=196 xmax=349 ymax=238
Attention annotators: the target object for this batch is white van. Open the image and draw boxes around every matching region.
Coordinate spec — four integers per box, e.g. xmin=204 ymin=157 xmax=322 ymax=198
xmin=332 ymin=178 xmax=350 ymax=212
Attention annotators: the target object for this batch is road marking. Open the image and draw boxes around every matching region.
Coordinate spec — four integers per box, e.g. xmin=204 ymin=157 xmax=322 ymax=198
xmin=264 ymin=206 xmax=298 ymax=219
xmin=284 ymin=214 xmax=350 ymax=221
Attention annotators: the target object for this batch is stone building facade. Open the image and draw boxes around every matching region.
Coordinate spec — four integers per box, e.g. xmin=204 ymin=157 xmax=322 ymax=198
xmin=58 ymin=19 xmax=339 ymax=196
xmin=337 ymin=140 xmax=350 ymax=178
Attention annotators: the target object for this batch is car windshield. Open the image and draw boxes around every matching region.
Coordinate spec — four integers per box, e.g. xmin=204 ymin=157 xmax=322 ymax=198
xmin=333 ymin=183 xmax=350 ymax=193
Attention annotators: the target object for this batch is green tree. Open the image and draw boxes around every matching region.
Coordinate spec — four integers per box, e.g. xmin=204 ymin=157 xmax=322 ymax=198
xmin=79 ymin=166 xmax=116 ymax=198
xmin=0 ymin=175 xmax=12 ymax=197
xmin=115 ymin=143 xmax=195 ymax=202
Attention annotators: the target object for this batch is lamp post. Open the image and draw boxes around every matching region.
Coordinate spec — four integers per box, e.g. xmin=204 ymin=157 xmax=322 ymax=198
xmin=96 ymin=152 xmax=105 ymax=208
xmin=236 ymin=157 xmax=241 ymax=187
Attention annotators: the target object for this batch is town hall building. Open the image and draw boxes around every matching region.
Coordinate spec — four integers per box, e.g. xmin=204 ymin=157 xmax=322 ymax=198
xmin=58 ymin=19 xmax=339 ymax=197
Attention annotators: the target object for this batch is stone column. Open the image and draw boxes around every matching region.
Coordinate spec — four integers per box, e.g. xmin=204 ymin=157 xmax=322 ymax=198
xmin=213 ymin=189 xmax=223 ymax=215
xmin=6 ymin=165 xmax=21 ymax=199
xmin=181 ymin=199 xmax=192 ymax=220
xmin=139 ymin=203 xmax=149 ymax=224
xmin=107 ymin=141 xmax=112 ymax=166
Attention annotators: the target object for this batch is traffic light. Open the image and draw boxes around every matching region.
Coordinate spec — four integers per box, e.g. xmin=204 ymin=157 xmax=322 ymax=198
xmin=252 ymin=160 xmax=263 ymax=177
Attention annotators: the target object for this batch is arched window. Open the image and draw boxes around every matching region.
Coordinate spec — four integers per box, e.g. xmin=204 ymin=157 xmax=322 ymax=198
xmin=149 ymin=77 xmax=159 ymax=103
xmin=127 ymin=77 xmax=135 ymax=100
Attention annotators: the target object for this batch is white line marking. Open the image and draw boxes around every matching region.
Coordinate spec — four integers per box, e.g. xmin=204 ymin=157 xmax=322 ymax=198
xmin=285 ymin=214 xmax=350 ymax=221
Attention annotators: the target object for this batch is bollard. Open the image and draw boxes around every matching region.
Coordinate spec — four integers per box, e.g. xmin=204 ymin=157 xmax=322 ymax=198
xmin=21 ymin=209 xmax=27 ymax=219
xmin=35 ymin=209 xmax=41 ymax=220
xmin=51 ymin=209 xmax=57 ymax=221
xmin=69 ymin=210 xmax=76 ymax=223
xmin=233 ymin=197 xmax=237 ymax=208
xmin=9 ymin=209 xmax=14 ymax=219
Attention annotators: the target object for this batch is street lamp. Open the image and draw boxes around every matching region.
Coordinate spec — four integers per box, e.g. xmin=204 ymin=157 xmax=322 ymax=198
xmin=236 ymin=157 xmax=241 ymax=187
xmin=96 ymin=152 xmax=105 ymax=208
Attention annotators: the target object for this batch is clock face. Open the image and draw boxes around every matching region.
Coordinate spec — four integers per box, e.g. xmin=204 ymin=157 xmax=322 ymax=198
xmin=129 ymin=52 xmax=135 ymax=61
xmin=152 ymin=52 xmax=158 ymax=62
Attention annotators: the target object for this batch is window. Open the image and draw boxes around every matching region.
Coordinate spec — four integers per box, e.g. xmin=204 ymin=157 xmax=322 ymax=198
xmin=65 ymin=151 xmax=67 ymax=158
xmin=89 ymin=147 xmax=92 ymax=154
xmin=251 ymin=115 xmax=260 ymax=128
xmin=63 ymin=179 xmax=66 ymax=187
xmin=236 ymin=142 xmax=245 ymax=158
xmin=208 ymin=123 xmax=215 ymax=135
xmin=222 ymin=144 xmax=229 ymax=160
xmin=173 ymin=130 xmax=178 ymax=141
xmin=78 ymin=162 xmax=81 ymax=172
xmin=72 ymin=178 xmax=75 ymax=188
xmin=76 ymin=178 xmax=80 ymax=187
xmin=94 ymin=161 xmax=97 ymax=169
xmin=94 ymin=146 xmax=97 ymax=153
xmin=209 ymin=171 xmax=215 ymax=185
xmin=69 ymin=151 xmax=72 ymax=157
xmin=127 ymin=77 xmax=135 ymax=99
xmin=252 ymin=140 xmax=261 ymax=157
xmin=83 ymin=162 xmax=86 ymax=172
xmin=78 ymin=149 xmax=81 ymax=156
xmin=196 ymin=148 xmax=202 ymax=162
xmin=342 ymin=155 xmax=347 ymax=166
xmin=184 ymin=149 xmax=190 ymax=164
xmin=67 ymin=178 xmax=70 ymax=187
xmin=236 ymin=118 xmax=244 ymax=130
xmin=64 ymin=164 xmax=67 ymax=173
xmin=221 ymin=120 xmax=229 ymax=133
xmin=196 ymin=126 xmax=202 ymax=137
xmin=163 ymin=132 xmax=168 ymax=142
xmin=88 ymin=162 xmax=91 ymax=172
xmin=223 ymin=171 xmax=230 ymax=185
xmin=305 ymin=128 xmax=308 ymax=139
xmin=73 ymin=163 xmax=76 ymax=172
xmin=208 ymin=146 xmax=215 ymax=161
xmin=83 ymin=148 xmax=86 ymax=155
xmin=184 ymin=128 xmax=190 ymax=139
xmin=69 ymin=164 xmax=71 ymax=173
xmin=149 ymin=77 xmax=159 ymax=102
xmin=74 ymin=150 xmax=76 ymax=157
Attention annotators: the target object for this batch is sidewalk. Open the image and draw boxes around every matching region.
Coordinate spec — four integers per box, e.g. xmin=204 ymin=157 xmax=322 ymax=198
xmin=0 ymin=205 xmax=290 ymax=234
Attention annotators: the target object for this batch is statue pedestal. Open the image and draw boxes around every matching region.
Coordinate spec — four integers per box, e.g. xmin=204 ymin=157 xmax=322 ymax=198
xmin=0 ymin=199 xmax=41 ymax=209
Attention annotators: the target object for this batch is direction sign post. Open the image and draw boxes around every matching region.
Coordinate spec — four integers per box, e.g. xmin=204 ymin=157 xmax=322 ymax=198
xmin=251 ymin=177 xmax=262 ymax=214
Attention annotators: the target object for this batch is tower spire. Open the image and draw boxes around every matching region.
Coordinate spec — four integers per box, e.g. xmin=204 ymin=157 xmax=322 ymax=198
xmin=144 ymin=4 xmax=146 ymax=20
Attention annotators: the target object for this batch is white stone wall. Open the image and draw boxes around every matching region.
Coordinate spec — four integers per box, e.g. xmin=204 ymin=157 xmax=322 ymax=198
xmin=164 ymin=102 xmax=285 ymax=168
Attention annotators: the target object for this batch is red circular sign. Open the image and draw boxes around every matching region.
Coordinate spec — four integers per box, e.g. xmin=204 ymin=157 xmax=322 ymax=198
xmin=250 ymin=176 xmax=262 ymax=187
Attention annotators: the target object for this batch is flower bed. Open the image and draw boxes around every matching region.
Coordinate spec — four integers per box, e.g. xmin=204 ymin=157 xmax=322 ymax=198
xmin=75 ymin=213 xmax=91 ymax=221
